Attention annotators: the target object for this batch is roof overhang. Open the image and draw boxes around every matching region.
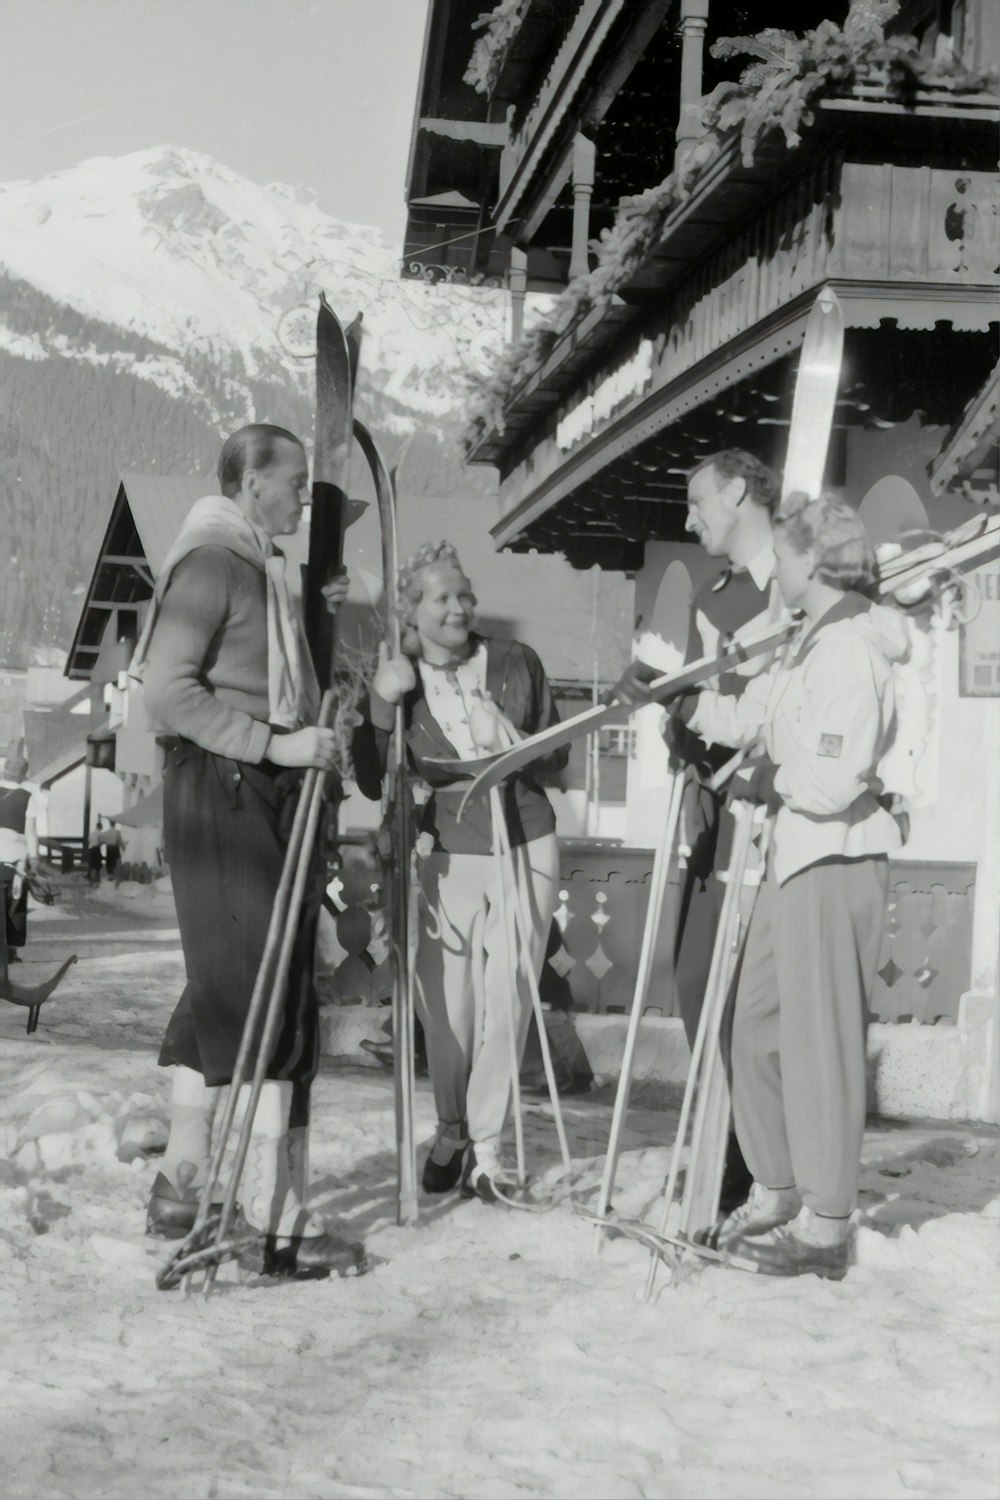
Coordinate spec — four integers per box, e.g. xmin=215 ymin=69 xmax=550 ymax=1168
xmin=34 ymin=743 xmax=86 ymax=789
xmin=929 ymin=360 xmax=1000 ymax=496
xmin=491 ymin=284 xmax=999 ymax=564
xmin=470 ymin=94 xmax=1000 ymax=470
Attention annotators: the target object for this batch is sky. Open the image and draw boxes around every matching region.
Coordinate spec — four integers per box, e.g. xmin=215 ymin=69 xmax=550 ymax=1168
xmin=0 ymin=0 xmax=430 ymax=242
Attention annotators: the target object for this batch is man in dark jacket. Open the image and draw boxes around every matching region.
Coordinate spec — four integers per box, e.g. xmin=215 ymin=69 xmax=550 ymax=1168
xmin=669 ymin=449 xmax=782 ymax=1214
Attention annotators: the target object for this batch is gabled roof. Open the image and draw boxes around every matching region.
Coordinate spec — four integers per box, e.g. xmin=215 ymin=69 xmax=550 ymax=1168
xmin=120 ymin=472 xmax=213 ymax=576
xmin=66 ymin=473 xmax=213 ymax=680
xmin=24 ymin=688 xmax=93 ymax=788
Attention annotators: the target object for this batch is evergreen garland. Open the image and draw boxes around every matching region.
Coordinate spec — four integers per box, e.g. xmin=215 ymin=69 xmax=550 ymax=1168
xmin=464 ymin=0 xmax=528 ymax=97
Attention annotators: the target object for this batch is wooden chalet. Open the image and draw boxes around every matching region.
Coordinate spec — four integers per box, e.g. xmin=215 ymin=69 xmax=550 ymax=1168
xmin=65 ymin=474 xmax=220 ymax=863
xmin=403 ymin=0 xmax=1000 ymax=1092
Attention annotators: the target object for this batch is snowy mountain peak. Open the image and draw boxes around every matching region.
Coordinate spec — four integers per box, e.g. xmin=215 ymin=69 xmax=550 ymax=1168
xmin=0 ymin=145 xmax=508 ymax=426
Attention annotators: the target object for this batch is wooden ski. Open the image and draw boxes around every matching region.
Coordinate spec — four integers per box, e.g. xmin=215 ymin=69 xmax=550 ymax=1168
xmin=781 ymin=286 xmax=844 ymax=502
xmin=352 ymin=420 xmax=419 ymax=1227
xmin=305 ymin=294 xmax=361 ymax=687
xmin=425 ymin=619 xmax=797 ymax=807
xmin=426 ymin=509 xmax=998 ymax=827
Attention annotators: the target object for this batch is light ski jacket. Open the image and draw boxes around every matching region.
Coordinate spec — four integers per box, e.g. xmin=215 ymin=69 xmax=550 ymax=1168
xmin=687 ymin=592 xmax=910 ymax=886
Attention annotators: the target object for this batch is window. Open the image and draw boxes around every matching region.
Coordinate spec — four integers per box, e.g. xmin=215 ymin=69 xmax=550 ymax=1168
xmin=598 ymin=725 xmax=635 ymax=758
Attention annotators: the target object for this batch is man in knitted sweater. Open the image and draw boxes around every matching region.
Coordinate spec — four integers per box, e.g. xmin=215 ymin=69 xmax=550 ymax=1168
xmin=135 ymin=422 xmax=352 ymax=1277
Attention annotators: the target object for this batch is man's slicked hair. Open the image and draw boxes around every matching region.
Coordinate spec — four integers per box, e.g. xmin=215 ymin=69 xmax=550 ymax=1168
xmin=217 ymin=423 xmax=303 ymax=498
xmin=689 ymin=449 xmax=780 ymax=515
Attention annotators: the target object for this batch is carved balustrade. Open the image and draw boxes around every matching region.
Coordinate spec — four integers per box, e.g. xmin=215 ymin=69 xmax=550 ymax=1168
xmin=317 ymin=839 xmax=976 ymax=1028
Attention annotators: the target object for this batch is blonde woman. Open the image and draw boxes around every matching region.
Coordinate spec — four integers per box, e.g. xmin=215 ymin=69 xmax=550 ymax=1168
xmin=354 ymin=541 xmax=568 ymax=1202
xmin=667 ymin=493 xmax=908 ymax=1278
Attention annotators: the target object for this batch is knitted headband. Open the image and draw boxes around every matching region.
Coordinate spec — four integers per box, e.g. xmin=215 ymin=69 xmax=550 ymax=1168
xmin=396 ymin=540 xmax=467 ymax=603
xmin=395 ymin=541 xmax=477 ymax=655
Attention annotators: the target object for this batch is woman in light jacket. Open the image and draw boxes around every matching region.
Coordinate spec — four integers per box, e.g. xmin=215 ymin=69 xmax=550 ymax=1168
xmin=674 ymin=492 xmax=908 ymax=1279
xmin=353 ymin=541 xmax=568 ymax=1203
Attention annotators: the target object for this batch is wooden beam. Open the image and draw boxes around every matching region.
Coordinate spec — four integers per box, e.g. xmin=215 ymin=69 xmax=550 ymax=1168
xmin=420 ymin=118 xmax=508 ymax=147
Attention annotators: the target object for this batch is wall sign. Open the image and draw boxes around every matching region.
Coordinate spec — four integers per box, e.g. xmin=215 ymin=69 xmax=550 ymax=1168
xmin=556 ymin=339 xmax=654 ymax=451
xmin=959 ymin=559 xmax=1000 ymax=697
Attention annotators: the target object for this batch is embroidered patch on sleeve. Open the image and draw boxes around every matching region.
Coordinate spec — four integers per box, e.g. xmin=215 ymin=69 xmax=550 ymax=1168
xmin=818 ymin=733 xmax=843 ymax=758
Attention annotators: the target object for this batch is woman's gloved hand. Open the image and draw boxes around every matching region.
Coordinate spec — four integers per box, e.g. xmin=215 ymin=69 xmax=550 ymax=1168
xmin=468 ymin=691 xmax=510 ymax=753
xmin=372 ymin=641 xmax=417 ymax=705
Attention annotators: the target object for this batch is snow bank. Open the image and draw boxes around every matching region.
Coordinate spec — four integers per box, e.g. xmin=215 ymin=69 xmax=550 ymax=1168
xmin=1 ymin=1015 xmax=996 ymax=1500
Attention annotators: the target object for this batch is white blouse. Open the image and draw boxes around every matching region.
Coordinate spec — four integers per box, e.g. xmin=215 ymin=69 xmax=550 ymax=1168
xmin=417 ymin=643 xmax=489 ymax=760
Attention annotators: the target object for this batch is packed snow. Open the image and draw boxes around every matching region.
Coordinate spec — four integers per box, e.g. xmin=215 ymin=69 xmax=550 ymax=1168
xmin=1 ymin=883 xmax=997 ymax=1500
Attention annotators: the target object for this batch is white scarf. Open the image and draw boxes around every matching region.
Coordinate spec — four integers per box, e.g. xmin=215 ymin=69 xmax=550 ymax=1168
xmin=129 ymin=495 xmax=320 ymax=729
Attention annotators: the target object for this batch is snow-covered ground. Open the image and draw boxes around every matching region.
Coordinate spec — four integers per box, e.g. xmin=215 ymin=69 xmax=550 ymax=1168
xmin=1 ymin=888 xmax=998 ymax=1500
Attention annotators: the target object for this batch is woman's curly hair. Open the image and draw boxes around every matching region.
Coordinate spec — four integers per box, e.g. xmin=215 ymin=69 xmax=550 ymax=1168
xmin=775 ymin=492 xmax=877 ymax=595
xmin=395 ymin=540 xmax=477 ymax=656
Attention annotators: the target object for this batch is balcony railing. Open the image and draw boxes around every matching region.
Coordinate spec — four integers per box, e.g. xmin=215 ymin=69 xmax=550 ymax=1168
xmin=495 ymin=0 xmax=626 ymax=233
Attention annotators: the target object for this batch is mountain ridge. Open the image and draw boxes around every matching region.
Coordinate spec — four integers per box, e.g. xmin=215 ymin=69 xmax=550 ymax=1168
xmin=0 ymin=145 xmax=511 ymax=661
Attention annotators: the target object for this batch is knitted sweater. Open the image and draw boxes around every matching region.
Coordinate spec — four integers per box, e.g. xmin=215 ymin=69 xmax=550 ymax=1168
xmin=353 ymin=635 xmax=568 ymax=854
xmin=142 ymin=546 xmax=274 ymax=763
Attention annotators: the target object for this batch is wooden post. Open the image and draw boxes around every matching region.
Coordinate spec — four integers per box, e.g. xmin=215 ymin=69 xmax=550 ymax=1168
xmin=509 ymin=246 xmax=528 ymax=343
xmin=676 ymin=0 xmax=709 ymax=151
xmin=82 ymin=761 xmax=92 ymax=863
xmin=569 ymin=132 xmax=596 ymax=281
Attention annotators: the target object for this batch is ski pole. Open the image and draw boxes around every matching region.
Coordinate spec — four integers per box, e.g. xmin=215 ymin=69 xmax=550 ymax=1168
xmin=391 ymin=728 xmax=418 ymax=1226
xmin=491 ymin=797 xmax=572 ymax=1175
xmin=490 ymin=787 xmax=527 ymax=1187
xmin=642 ymin=801 xmax=757 ymax=1302
xmin=199 ymin=747 xmax=331 ymax=1296
xmin=593 ymin=768 xmax=684 ymax=1253
xmin=165 ymin=690 xmax=335 ymax=1294
xmin=677 ymin=802 xmax=764 ymax=1241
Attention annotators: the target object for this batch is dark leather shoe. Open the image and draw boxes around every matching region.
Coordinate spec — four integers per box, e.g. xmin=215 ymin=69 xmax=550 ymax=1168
xmin=730 ymin=1223 xmax=849 ymax=1281
xmin=460 ymin=1148 xmax=519 ymax=1205
xmin=422 ymin=1143 xmax=466 ymax=1193
xmin=145 ymin=1171 xmax=204 ymax=1239
xmin=243 ymin=1228 xmax=371 ymax=1279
